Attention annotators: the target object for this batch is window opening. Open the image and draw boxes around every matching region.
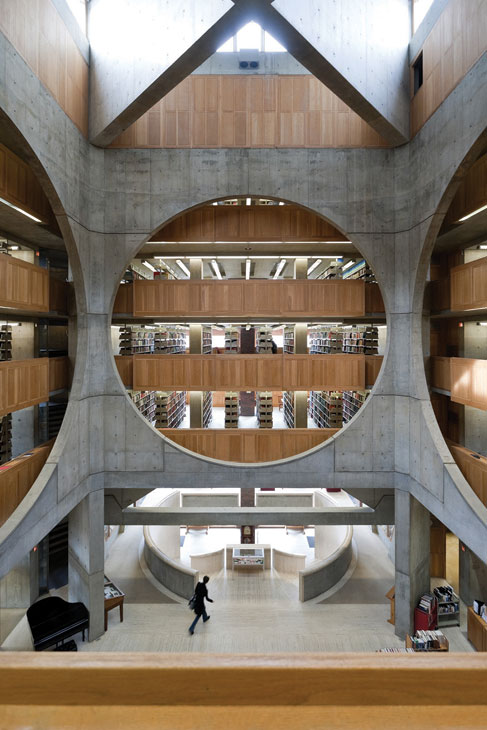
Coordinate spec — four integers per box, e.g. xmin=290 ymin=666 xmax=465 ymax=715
xmin=413 ymin=52 xmax=423 ymax=95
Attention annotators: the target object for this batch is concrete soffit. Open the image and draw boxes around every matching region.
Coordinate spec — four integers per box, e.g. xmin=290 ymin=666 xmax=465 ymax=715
xmin=88 ymin=0 xmax=410 ymax=147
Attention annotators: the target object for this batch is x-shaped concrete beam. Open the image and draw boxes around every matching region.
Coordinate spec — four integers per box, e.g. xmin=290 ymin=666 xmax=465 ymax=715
xmin=89 ymin=0 xmax=410 ymax=147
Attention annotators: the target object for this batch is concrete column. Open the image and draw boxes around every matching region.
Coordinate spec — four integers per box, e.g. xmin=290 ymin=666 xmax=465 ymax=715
xmin=294 ymin=323 xmax=308 ymax=354
xmin=294 ymin=258 xmax=308 ymax=279
xmin=68 ymin=490 xmax=104 ymax=641
xmin=294 ymin=391 xmax=308 ymax=428
xmin=189 ymin=324 xmax=203 ymax=353
xmin=190 ymin=391 xmax=203 ymax=428
xmin=189 ymin=258 xmax=203 ymax=280
xmin=394 ymin=490 xmax=430 ymax=638
xmin=0 ymin=551 xmax=38 ymax=608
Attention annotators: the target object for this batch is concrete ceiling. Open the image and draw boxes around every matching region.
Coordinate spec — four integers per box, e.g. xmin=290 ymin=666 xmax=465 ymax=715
xmin=434 ymin=210 xmax=487 ymax=254
xmin=0 ymin=205 xmax=65 ymax=254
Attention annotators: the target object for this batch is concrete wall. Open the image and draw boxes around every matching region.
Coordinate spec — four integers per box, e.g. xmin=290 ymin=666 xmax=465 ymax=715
xmin=147 ymin=491 xmax=180 ymax=561
xmin=459 ymin=544 xmax=487 ymax=608
xmin=255 ymin=492 xmax=314 ymax=507
xmin=314 ymin=491 xmax=349 ymax=560
xmin=181 ymin=493 xmax=240 ymax=508
xmin=299 ymin=525 xmax=354 ymax=601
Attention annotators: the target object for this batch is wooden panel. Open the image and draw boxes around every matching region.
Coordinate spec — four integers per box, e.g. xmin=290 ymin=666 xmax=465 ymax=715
xmin=468 ymin=606 xmax=487 ymax=652
xmin=451 ymin=357 xmax=487 ymax=410
xmin=430 ymin=356 xmax=451 ymax=391
xmin=429 ymin=278 xmax=450 ymax=312
xmin=132 ymin=354 xmax=365 ymax=391
xmin=0 ymin=439 xmax=54 ymax=527
xmin=445 ymin=154 xmax=487 ymax=226
xmin=447 ymin=440 xmax=487 ymax=508
xmin=159 ymin=428 xmax=337 ymax=463
xmin=411 ymin=0 xmax=487 ymax=136
xmin=0 ymin=252 xmax=49 ymax=311
xmin=113 ymin=283 xmax=133 ymax=314
xmin=109 ymin=74 xmax=391 ymax=150
xmin=0 ymin=144 xmax=54 ymax=225
xmin=364 ymin=283 xmax=385 ymax=313
xmin=49 ymin=356 xmax=69 ymax=392
xmin=282 ymin=355 xmax=365 ymax=390
xmin=451 ymin=256 xmax=487 ymax=311
xmin=151 ymin=204 xmax=345 ymax=242
xmin=115 ymin=355 xmax=133 ymax=387
xmin=365 ymin=356 xmax=383 ymax=387
xmin=0 ymin=0 xmax=88 ymax=136
xmin=2 ymin=653 xmax=487 ymax=730
xmin=0 ymin=358 xmax=49 ymax=417
xmin=430 ymin=519 xmax=446 ymax=577
xmin=49 ymin=277 xmax=68 ymax=313
xmin=132 ymin=279 xmax=366 ymax=318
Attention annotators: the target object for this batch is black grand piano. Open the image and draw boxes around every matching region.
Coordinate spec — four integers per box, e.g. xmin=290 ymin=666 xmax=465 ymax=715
xmin=27 ymin=596 xmax=89 ymax=651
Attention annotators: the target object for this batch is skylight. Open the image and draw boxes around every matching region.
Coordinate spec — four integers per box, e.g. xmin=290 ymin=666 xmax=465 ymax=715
xmin=66 ymin=0 xmax=87 ymax=34
xmin=217 ymin=21 xmax=286 ymax=53
xmin=413 ymin=0 xmax=435 ymax=32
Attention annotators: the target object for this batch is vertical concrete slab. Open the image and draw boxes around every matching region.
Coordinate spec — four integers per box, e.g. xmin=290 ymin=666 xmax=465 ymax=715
xmin=68 ymin=490 xmax=105 ymax=641
xmin=394 ymin=489 xmax=430 ymax=638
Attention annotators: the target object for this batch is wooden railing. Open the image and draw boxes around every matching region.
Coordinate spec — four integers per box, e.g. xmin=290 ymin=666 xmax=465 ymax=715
xmin=0 ymin=440 xmax=54 ymax=527
xmin=133 ymin=354 xmax=366 ymax=391
xmin=447 ymin=440 xmax=487 ymax=508
xmin=0 ymin=357 xmax=69 ymax=418
xmin=113 ymin=280 xmax=385 ymax=318
xmin=0 ymin=254 xmax=49 ymax=311
xmin=159 ymin=428 xmax=339 ymax=463
xmin=430 ymin=356 xmax=451 ymax=392
xmin=49 ymin=277 xmax=69 ymax=313
xmin=450 ymin=256 xmax=487 ymax=311
xmin=117 ymin=354 xmax=383 ymax=391
xmin=450 ymin=357 xmax=487 ymax=410
xmin=429 ymin=277 xmax=450 ymax=311
xmin=0 ymin=653 xmax=486 ymax=728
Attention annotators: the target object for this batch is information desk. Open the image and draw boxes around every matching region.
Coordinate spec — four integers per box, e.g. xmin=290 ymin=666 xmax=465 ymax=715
xmin=104 ymin=576 xmax=125 ymax=632
xmin=226 ymin=544 xmax=271 ymax=570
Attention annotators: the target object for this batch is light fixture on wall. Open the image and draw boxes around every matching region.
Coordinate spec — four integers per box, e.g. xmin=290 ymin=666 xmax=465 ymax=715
xmin=211 ymin=259 xmax=222 ymax=279
xmin=245 ymin=258 xmax=251 ymax=280
xmin=458 ymin=204 xmax=487 ymax=222
xmin=0 ymin=196 xmax=42 ymax=223
xmin=176 ymin=259 xmax=190 ymax=277
xmin=307 ymin=259 xmax=322 ymax=275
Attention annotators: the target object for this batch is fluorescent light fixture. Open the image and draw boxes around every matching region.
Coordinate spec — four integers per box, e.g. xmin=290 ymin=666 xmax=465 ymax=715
xmin=212 ymin=202 xmax=218 ymax=206
xmin=273 ymin=259 xmax=287 ymax=279
xmin=9 ymin=245 xmax=19 ymax=251
xmin=307 ymin=259 xmax=322 ymax=275
xmin=143 ymin=260 xmax=157 ymax=273
xmin=0 ymin=196 xmax=42 ymax=223
xmin=478 ymin=322 xmax=487 ymax=326
xmin=211 ymin=259 xmax=222 ymax=279
xmin=216 ymin=256 xmax=246 ymax=260
xmin=341 ymin=260 xmax=355 ymax=271
xmin=458 ymin=204 xmax=487 ymax=222
xmin=245 ymin=259 xmax=251 ymax=280
xmin=176 ymin=259 xmax=190 ymax=277
xmin=312 ymin=255 xmax=340 ymax=259
xmin=279 ymin=202 xmax=285 ymax=206
xmin=246 ymin=197 xmax=251 ymax=206
xmin=479 ymin=245 xmax=487 ymax=250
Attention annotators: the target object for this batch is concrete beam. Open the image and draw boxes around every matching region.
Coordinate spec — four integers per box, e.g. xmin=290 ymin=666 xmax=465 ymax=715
xmin=262 ymin=0 xmax=410 ymax=145
xmin=110 ymin=498 xmax=395 ymax=526
xmin=88 ymin=0 xmax=257 ymax=146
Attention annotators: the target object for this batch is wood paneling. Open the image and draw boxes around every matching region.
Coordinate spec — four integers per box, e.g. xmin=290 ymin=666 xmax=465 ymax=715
xmin=0 ymin=439 xmax=54 ymax=527
xmin=365 ymin=356 xmax=383 ymax=387
xmin=282 ymin=354 xmax=364 ymax=390
xmin=448 ymin=440 xmax=487 ymax=508
xmin=364 ymin=283 xmax=385 ymax=313
xmin=430 ymin=356 xmax=451 ymax=391
xmin=49 ymin=277 xmax=69 ymax=313
xmin=445 ymin=154 xmax=487 ymax=226
xmin=430 ymin=518 xmax=446 ymax=577
xmin=48 ymin=356 xmax=69 ymax=392
xmin=0 ymin=0 xmax=88 ymax=136
xmin=115 ymin=355 xmax=133 ymax=387
xmin=429 ymin=278 xmax=450 ymax=312
xmin=159 ymin=428 xmax=338 ymax=463
xmin=0 ymin=144 xmax=55 ymax=226
xmin=0 ymin=253 xmax=49 ymax=311
xmin=0 ymin=358 xmax=49 ymax=417
xmin=2 ymin=653 xmax=487 ymax=730
xmin=151 ymin=204 xmax=345 ymax=242
xmin=450 ymin=256 xmax=487 ymax=311
xmin=113 ymin=284 xmax=134 ymax=314
xmin=110 ymin=75 xmax=390 ymax=149
xmin=132 ymin=354 xmax=365 ymax=391
xmin=411 ymin=0 xmax=487 ymax=135
xmin=132 ymin=279 xmax=366 ymax=318
xmin=451 ymin=357 xmax=487 ymax=410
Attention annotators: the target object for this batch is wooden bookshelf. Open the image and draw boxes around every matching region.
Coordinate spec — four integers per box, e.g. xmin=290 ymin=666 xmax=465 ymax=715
xmin=310 ymin=391 xmax=343 ymax=428
xmin=225 ymin=392 xmax=239 ymax=428
xmin=257 ymin=392 xmax=273 ymax=428
xmin=155 ymin=391 xmax=186 ymax=428
xmin=467 ymin=606 xmax=487 ymax=652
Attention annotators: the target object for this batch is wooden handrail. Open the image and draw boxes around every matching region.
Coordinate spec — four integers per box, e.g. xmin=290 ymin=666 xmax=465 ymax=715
xmin=0 ymin=357 xmax=69 ymax=418
xmin=0 ymin=440 xmax=54 ymax=527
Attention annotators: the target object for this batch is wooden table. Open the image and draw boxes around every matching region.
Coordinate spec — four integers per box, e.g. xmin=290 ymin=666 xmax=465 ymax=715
xmin=104 ymin=579 xmax=125 ymax=632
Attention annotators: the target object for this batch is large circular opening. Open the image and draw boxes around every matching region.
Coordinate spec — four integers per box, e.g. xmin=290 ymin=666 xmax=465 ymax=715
xmin=112 ymin=196 xmax=387 ymax=463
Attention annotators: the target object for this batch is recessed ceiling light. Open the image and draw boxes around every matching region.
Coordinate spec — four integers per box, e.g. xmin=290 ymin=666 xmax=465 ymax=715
xmin=0 ymin=196 xmax=42 ymax=223
xmin=458 ymin=204 xmax=487 ymax=222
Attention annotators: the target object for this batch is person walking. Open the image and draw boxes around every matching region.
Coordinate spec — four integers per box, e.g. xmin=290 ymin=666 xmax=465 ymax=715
xmin=189 ymin=575 xmax=213 ymax=635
